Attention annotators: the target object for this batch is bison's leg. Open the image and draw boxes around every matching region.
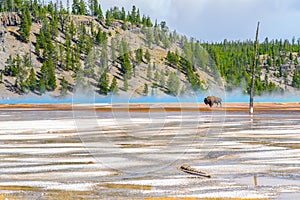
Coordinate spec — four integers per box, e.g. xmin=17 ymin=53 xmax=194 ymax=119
xmin=209 ymin=102 xmax=213 ymax=107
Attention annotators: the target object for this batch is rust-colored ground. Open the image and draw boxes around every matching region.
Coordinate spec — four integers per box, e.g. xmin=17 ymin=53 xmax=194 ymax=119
xmin=0 ymin=103 xmax=299 ymax=113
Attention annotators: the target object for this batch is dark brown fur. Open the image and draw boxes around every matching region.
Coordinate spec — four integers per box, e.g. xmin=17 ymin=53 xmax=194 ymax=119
xmin=204 ymin=96 xmax=222 ymax=107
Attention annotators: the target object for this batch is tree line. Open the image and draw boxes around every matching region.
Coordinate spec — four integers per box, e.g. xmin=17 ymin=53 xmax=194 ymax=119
xmin=1 ymin=0 xmax=300 ymax=97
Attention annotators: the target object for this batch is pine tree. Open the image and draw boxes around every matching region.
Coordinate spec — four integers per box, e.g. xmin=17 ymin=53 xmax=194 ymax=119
xmin=92 ymin=0 xmax=98 ymax=16
xmin=167 ymin=72 xmax=180 ymax=95
xmin=111 ymin=38 xmax=117 ymax=62
xmin=135 ymin=48 xmax=143 ymax=64
xmin=154 ymin=70 xmax=159 ymax=81
xmin=123 ymin=75 xmax=128 ymax=91
xmin=119 ymin=53 xmax=132 ymax=79
xmin=160 ymin=69 xmax=165 ymax=87
xmin=38 ymin=77 xmax=46 ymax=94
xmin=60 ymin=76 xmax=68 ymax=95
xmin=105 ymin=10 xmax=112 ymax=26
xmin=147 ymin=63 xmax=152 ymax=80
xmin=4 ymin=55 xmax=15 ymax=76
xmin=95 ymin=27 xmax=102 ymax=44
xmin=72 ymin=0 xmax=79 ymax=14
xmin=27 ymin=67 xmax=37 ymax=92
xmin=146 ymin=16 xmax=153 ymax=27
xmin=70 ymin=19 xmax=76 ymax=40
xmin=144 ymin=49 xmax=151 ymax=63
xmin=120 ymin=7 xmax=126 ymax=21
xmin=97 ymin=4 xmax=104 ymax=20
xmin=19 ymin=5 xmax=32 ymax=43
xmin=98 ymin=71 xmax=109 ymax=95
xmin=47 ymin=58 xmax=57 ymax=91
xmin=110 ymin=77 xmax=118 ymax=94
xmin=50 ymin=14 xmax=59 ymax=38
xmin=136 ymin=9 xmax=141 ymax=24
xmin=143 ymin=83 xmax=148 ymax=96
xmin=292 ymin=69 xmax=300 ymax=88
xmin=79 ymin=0 xmax=86 ymax=15
xmin=145 ymin=29 xmax=153 ymax=48
xmin=40 ymin=57 xmax=57 ymax=91
xmin=35 ymin=40 xmax=40 ymax=57
xmin=101 ymin=47 xmax=108 ymax=69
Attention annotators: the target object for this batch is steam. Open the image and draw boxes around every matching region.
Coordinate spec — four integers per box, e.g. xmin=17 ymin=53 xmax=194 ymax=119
xmin=1 ymin=88 xmax=299 ymax=104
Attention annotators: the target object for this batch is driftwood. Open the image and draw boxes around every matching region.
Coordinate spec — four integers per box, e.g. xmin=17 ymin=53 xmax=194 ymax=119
xmin=179 ymin=164 xmax=211 ymax=178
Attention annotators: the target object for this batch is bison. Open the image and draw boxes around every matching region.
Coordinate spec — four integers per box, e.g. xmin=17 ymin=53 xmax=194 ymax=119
xmin=204 ymin=96 xmax=222 ymax=107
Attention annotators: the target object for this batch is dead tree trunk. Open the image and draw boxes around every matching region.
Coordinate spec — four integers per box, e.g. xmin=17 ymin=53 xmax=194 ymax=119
xmin=249 ymin=22 xmax=260 ymax=115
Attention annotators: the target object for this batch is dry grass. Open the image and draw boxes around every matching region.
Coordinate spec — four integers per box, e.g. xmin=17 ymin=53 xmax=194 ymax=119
xmin=0 ymin=193 xmax=268 ymax=200
xmin=143 ymin=198 xmax=268 ymax=200
xmin=0 ymin=194 xmax=25 ymax=200
xmin=105 ymin=183 xmax=152 ymax=190
xmin=0 ymin=186 xmax=37 ymax=191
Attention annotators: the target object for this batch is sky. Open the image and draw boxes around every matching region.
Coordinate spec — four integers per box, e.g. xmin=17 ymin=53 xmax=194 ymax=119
xmin=98 ymin=0 xmax=300 ymax=42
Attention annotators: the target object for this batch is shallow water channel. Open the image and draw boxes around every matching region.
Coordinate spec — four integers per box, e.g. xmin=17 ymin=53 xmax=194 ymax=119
xmin=0 ymin=107 xmax=299 ymax=199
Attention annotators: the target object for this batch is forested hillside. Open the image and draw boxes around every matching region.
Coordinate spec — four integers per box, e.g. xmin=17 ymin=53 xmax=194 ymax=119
xmin=0 ymin=0 xmax=299 ymax=99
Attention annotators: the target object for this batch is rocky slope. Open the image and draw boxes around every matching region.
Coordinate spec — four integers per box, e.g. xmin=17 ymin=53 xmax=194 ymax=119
xmin=0 ymin=12 xmax=221 ymax=99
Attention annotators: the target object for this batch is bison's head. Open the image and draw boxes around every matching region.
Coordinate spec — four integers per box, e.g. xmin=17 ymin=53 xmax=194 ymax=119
xmin=204 ymin=98 xmax=208 ymax=105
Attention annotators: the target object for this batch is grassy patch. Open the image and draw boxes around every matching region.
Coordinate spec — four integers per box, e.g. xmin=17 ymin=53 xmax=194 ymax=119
xmin=105 ymin=183 xmax=152 ymax=190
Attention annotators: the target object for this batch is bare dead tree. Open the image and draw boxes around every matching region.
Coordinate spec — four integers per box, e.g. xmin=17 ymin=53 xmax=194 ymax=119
xmin=249 ymin=22 xmax=260 ymax=115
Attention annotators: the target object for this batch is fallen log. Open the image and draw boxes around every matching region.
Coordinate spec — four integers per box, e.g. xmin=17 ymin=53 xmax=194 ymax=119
xmin=179 ymin=164 xmax=211 ymax=178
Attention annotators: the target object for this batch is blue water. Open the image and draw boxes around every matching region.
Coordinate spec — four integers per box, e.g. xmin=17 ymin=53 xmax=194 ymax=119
xmin=0 ymin=93 xmax=298 ymax=104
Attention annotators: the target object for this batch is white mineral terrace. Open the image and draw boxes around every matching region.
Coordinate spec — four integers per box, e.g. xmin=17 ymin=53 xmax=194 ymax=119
xmin=0 ymin=108 xmax=299 ymax=199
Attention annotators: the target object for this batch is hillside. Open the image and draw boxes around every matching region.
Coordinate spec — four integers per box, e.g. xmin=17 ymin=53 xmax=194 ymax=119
xmin=0 ymin=1 xmax=299 ymax=100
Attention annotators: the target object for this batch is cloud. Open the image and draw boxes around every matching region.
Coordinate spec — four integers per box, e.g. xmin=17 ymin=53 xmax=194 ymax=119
xmin=60 ymin=0 xmax=300 ymax=41
xmin=101 ymin=0 xmax=300 ymax=41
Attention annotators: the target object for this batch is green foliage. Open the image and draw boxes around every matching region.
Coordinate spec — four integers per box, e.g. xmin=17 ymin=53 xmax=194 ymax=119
xmin=35 ymin=40 xmax=40 ymax=57
xmin=50 ymin=14 xmax=59 ymax=38
xmin=135 ymin=48 xmax=143 ymax=64
xmin=0 ymin=0 xmax=22 ymax=12
xmin=154 ymin=70 xmax=160 ymax=82
xmin=72 ymin=0 xmax=86 ymax=15
xmin=19 ymin=5 xmax=32 ymax=43
xmin=98 ymin=71 xmax=109 ymax=95
xmin=25 ymin=67 xmax=36 ymax=91
xmin=144 ymin=49 xmax=151 ymax=63
xmin=167 ymin=72 xmax=180 ymax=95
xmin=159 ymin=69 xmax=165 ymax=87
xmin=165 ymin=50 xmax=204 ymax=91
xmin=96 ymin=3 xmax=104 ymax=20
xmin=201 ymin=37 xmax=300 ymax=94
xmin=4 ymin=53 xmax=36 ymax=94
xmin=60 ymin=77 xmax=68 ymax=95
xmin=123 ymin=76 xmax=128 ymax=91
xmin=147 ymin=63 xmax=152 ymax=80
xmin=4 ymin=55 xmax=17 ymax=76
xmin=40 ymin=57 xmax=57 ymax=91
xmin=90 ymin=0 xmax=100 ymax=16
xmin=166 ymin=51 xmax=179 ymax=67
xmin=119 ymin=53 xmax=132 ymax=79
xmin=3 ymin=0 xmax=300 ymax=97
xmin=105 ymin=10 xmax=113 ymax=26
xmin=110 ymin=77 xmax=118 ymax=94
xmin=143 ymin=83 xmax=148 ymax=96
xmin=38 ymin=77 xmax=46 ymax=94
xmin=292 ymin=69 xmax=300 ymax=88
